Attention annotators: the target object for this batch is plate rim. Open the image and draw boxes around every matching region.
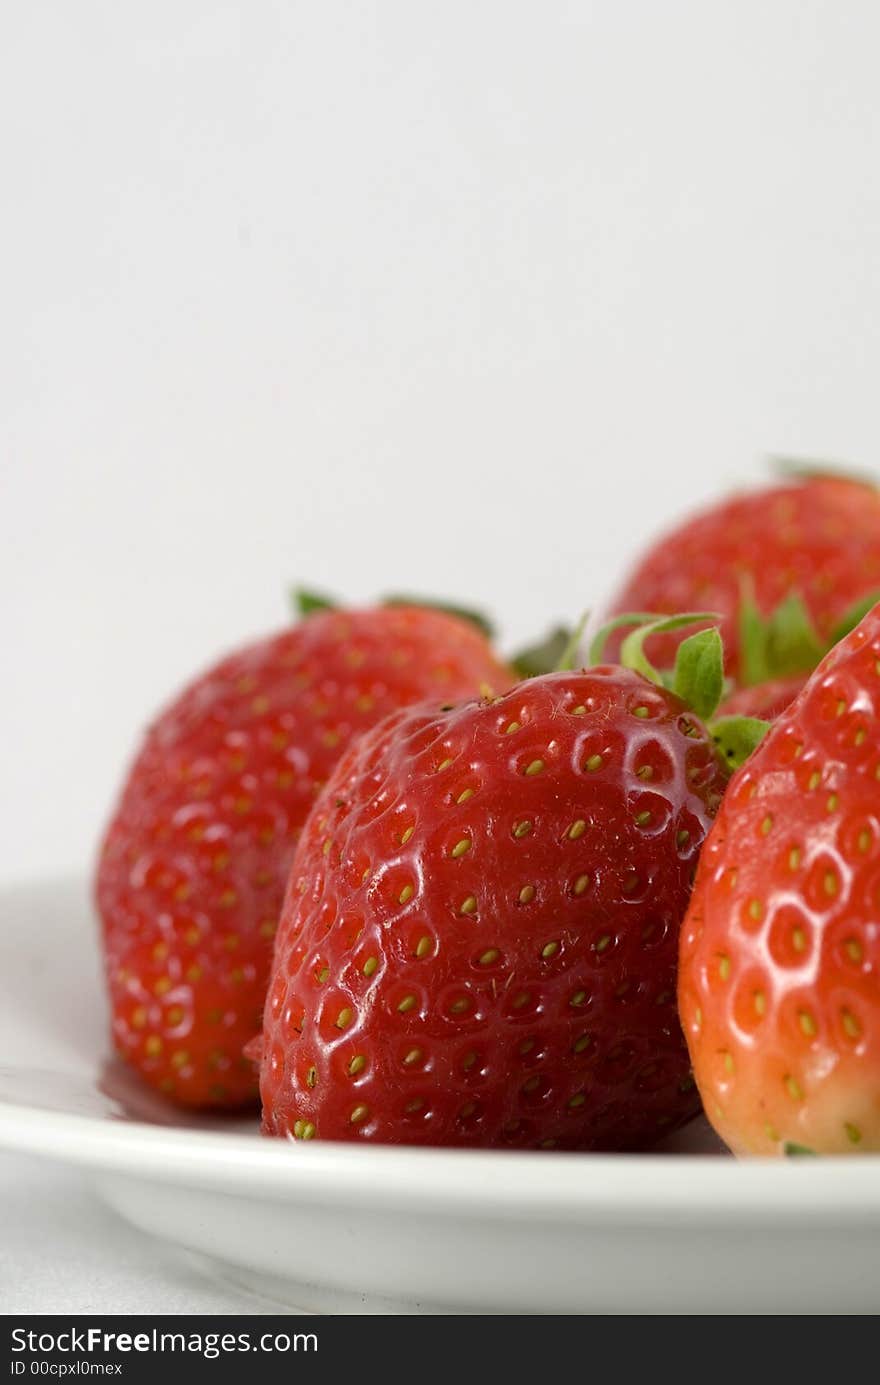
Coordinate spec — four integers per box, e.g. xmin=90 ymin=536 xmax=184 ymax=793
xmin=4 ymin=873 xmax=880 ymax=1229
xmin=3 ymin=1096 xmax=880 ymax=1225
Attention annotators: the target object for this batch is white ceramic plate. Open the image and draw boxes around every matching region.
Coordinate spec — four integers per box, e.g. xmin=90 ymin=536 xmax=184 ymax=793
xmin=1 ymin=877 xmax=879 ymax=1315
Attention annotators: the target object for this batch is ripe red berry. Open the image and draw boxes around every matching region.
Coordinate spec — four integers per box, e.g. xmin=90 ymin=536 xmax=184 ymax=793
xmin=96 ymin=605 xmax=512 ymax=1108
xmin=718 ymin=675 xmax=807 ymax=724
xmin=679 ymin=603 xmax=880 ymax=1154
xmin=607 ymin=474 xmax=880 ymax=684
xmin=259 ymin=663 xmax=730 ymax=1150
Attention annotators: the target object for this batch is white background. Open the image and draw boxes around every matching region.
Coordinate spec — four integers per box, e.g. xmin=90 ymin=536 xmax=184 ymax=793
xmin=3 ymin=1 xmax=880 ymax=881
xmin=3 ymin=1 xmax=880 ymax=1315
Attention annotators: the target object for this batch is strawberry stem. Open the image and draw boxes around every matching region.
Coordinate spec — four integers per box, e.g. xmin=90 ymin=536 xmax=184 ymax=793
xmin=554 ymin=612 xmax=590 ymax=673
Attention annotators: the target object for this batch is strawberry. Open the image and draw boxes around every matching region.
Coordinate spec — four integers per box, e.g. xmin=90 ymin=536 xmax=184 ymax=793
xmin=606 ymin=472 xmax=880 ymax=686
xmin=718 ymin=674 xmax=807 ymax=724
xmin=679 ymin=602 xmax=880 ymax=1155
xmin=257 ymin=617 xmax=741 ymax=1150
xmin=96 ymin=601 xmax=513 ymax=1109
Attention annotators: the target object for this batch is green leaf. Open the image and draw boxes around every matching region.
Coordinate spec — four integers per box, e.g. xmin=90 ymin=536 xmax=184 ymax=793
xmin=783 ymin=1142 xmax=817 ymax=1157
xmin=511 ymin=625 xmax=573 ymax=678
xmin=382 ymin=595 xmax=495 ymax=639
xmin=618 ymin=611 xmax=721 ymax=689
xmin=738 ymin=579 xmax=770 ymax=687
xmin=830 ymin=590 xmax=880 ymax=646
xmin=671 ymin=627 xmax=725 ymax=721
xmin=738 ymin=582 xmax=824 ymax=686
xmin=292 ymin=586 xmax=338 ymax=617
xmin=764 ymin=592 xmax=824 ymax=678
xmin=587 ymin=613 xmax=664 ymax=666
xmin=709 ymin=715 xmax=770 ymax=772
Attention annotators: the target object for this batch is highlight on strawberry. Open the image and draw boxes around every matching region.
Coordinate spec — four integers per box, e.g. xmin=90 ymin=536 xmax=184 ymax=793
xmin=95 ymin=592 xmax=514 ymax=1109
xmin=255 ymin=613 xmax=764 ymax=1151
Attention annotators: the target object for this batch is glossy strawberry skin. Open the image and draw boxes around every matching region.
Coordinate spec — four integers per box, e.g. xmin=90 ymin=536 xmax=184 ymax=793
xmin=679 ymin=606 xmax=880 ymax=1155
xmin=96 ymin=607 xmax=513 ymax=1109
xmin=259 ymin=668 xmax=727 ymax=1150
xmin=607 ymin=477 xmax=880 ymax=681
xmin=718 ymin=675 xmax=807 ymax=723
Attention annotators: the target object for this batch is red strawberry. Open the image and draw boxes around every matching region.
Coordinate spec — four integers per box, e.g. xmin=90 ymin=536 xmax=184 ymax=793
xmin=258 ymin=623 xmax=736 ymax=1151
xmin=679 ymin=602 xmax=880 ymax=1154
xmin=607 ymin=473 xmax=880 ymax=685
xmin=718 ymin=674 xmax=807 ymax=724
xmin=96 ymin=603 xmax=513 ymax=1109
